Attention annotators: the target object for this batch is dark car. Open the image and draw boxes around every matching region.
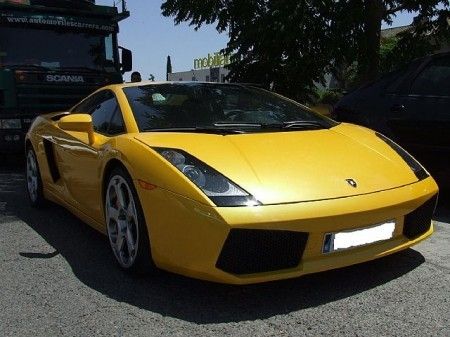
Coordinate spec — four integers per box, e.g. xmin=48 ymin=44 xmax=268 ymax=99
xmin=334 ymin=52 xmax=450 ymax=185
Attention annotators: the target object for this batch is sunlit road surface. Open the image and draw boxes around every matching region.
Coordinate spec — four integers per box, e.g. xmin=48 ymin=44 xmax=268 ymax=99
xmin=1 ymin=165 xmax=449 ymax=337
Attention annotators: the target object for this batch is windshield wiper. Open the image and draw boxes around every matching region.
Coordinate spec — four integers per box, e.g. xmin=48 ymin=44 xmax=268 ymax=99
xmin=3 ymin=64 xmax=102 ymax=73
xmin=214 ymin=120 xmax=330 ymax=130
xmin=281 ymin=120 xmax=330 ymax=129
xmin=5 ymin=64 xmax=51 ymax=71
xmin=143 ymin=121 xmax=330 ymax=134
xmin=61 ymin=66 xmax=100 ymax=73
xmin=143 ymin=127 xmax=245 ymax=135
xmin=213 ymin=122 xmax=263 ymax=128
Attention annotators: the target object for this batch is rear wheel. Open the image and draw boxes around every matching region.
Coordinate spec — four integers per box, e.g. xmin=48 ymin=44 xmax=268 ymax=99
xmin=26 ymin=147 xmax=45 ymax=207
xmin=105 ymin=167 xmax=155 ymax=274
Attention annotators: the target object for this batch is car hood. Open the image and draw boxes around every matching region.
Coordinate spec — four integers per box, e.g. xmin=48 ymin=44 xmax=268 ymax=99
xmin=134 ymin=123 xmax=418 ymax=205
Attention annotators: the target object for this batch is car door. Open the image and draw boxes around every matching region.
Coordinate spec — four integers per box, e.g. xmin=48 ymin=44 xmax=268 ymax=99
xmin=387 ymin=55 xmax=450 ymax=158
xmin=407 ymin=55 xmax=450 ymax=155
xmin=55 ymin=90 xmax=126 ymax=223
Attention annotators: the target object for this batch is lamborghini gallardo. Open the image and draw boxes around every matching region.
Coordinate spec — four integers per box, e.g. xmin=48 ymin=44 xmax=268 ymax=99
xmin=25 ymin=82 xmax=438 ymax=284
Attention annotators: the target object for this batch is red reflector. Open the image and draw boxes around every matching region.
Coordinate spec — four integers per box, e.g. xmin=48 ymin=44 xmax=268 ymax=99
xmin=138 ymin=180 xmax=157 ymax=190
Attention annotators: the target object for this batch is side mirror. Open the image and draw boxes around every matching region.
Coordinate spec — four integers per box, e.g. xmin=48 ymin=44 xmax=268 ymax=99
xmin=58 ymin=114 xmax=95 ymax=145
xmin=119 ymin=47 xmax=132 ymax=74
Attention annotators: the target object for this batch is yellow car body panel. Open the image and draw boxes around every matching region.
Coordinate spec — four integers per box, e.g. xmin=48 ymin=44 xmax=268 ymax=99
xmin=135 ymin=177 xmax=436 ymax=284
xmin=133 ymin=125 xmax=420 ymax=204
xmin=25 ymin=82 xmax=439 ymax=284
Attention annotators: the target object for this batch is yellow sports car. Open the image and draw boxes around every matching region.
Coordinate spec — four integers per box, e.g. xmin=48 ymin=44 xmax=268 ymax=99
xmin=25 ymin=82 xmax=438 ymax=284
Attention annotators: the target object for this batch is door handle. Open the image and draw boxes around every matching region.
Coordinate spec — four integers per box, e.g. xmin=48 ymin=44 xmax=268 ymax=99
xmin=390 ymin=104 xmax=405 ymax=113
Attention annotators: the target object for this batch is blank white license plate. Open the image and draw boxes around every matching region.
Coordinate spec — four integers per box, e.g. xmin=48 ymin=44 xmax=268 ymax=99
xmin=323 ymin=220 xmax=396 ymax=253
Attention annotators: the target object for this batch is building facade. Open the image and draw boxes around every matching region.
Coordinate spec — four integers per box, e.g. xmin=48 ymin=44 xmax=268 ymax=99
xmin=168 ymin=51 xmax=230 ymax=82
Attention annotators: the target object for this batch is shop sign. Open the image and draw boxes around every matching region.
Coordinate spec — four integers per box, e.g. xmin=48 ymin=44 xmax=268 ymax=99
xmin=194 ymin=52 xmax=231 ymax=69
xmin=0 ymin=11 xmax=116 ymax=33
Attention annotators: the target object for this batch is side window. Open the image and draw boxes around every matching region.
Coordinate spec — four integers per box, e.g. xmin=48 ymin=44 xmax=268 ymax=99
xmin=90 ymin=92 xmax=117 ymax=134
xmin=410 ymin=57 xmax=450 ymax=96
xmin=385 ymin=58 xmax=423 ymax=94
xmin=384 ymin=67 xmax=410 ymax=94
xmin=71 ymin=94 xmax=98 ymax=114
xmin=71 ymin=90 xmax=125 ymax=135
xmin=108 ymin=108 xmax=125 ymax=135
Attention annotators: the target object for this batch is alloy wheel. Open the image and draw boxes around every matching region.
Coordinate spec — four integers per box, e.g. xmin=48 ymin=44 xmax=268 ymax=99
xmin=105 ymin=175 xmax=140 ymax=268
xmin=26 ymin=150 xmax=39 ymax=203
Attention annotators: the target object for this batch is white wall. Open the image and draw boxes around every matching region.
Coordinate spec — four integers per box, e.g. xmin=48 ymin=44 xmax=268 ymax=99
xmin=168 ymin=67 xmax=230 ymax=82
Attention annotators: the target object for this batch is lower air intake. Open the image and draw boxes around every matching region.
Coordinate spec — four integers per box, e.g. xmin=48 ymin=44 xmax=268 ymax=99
xmin=216 ymin=229 xmax=308 ymax=275
xmin=403 ymin=195 xmax=438 ymax=239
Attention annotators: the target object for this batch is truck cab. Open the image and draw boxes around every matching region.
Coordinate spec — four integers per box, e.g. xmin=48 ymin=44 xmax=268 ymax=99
xmin=0 ymin=0 xmax=131 ymax=153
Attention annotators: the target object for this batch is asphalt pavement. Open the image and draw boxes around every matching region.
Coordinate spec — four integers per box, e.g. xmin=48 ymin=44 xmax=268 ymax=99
xmin=0 ymin=158 xmax=449 ymax=337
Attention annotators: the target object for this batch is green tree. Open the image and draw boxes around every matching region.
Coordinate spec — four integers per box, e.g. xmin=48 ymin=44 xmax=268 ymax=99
xmin=358 ymin=1 xmax=450 ymax=83
xmin=162 ymin=0 xmax=449 ymax=101
xmin=380 ymin=13 xmax=450 ymax=74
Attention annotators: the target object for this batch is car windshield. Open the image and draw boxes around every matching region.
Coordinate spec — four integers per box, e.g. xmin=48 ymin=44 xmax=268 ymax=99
xmin=123 ymin=83 xmax=337 ymax=133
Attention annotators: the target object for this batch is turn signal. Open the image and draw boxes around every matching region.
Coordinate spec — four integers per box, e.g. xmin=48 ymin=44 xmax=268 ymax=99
xmin=138 ymin=180 xmax=157 ymax=190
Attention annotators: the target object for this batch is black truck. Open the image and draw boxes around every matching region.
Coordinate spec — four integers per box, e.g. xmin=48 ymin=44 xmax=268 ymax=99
xmin=0 ymin=0 xmax=132 ymax=153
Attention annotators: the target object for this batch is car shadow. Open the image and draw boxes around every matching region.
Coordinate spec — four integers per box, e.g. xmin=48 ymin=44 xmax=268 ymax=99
xmin=0 ymin=165 xmax=430 ymax=324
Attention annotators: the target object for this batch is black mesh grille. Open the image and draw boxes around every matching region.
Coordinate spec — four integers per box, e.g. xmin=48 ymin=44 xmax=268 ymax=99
xmin=216 ymin=229 xmax=308 ymax=275
xmin=16 ymin=84 xmax=98 ymax=113
xmin=403 ymin=195 xmax=438 ymax=239
xmin=14 ymin=70 xmax=120 ymax=114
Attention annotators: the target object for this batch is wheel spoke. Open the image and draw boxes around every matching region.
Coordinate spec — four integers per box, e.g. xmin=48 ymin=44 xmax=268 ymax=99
xmin=31 ymin=158 xmax=36 ymax=172
xmin=116 ymin=231 xmax=125 ymax=252
xmin=26 ymin=160 xmax=31 ymax=176
xmin=117 ymin=183 xmax=127 ymax=209
xmin=126 ymin=199 xmax=136 ymax=221
xmin=107 ymin=205 xmax=120 ymax=222
xmin=107 ymin=183 xmax=118 ymax=209
xmin=126 ymin=227 xmax=135 ymax=255
xmin=32 ymin=179 xmax=37 ymax=193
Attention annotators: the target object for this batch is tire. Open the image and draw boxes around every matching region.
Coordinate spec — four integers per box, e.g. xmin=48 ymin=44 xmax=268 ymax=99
xmin=104 ymin=166 xmax=155 ymax=274
xmin=26 ymin=146 xmax=46 ymax=207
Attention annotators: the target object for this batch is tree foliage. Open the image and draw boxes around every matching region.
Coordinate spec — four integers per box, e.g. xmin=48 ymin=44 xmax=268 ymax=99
xmin=381 ymin=5 xmax=450 ymax=74
xmin=161 ymin=0 xmax=449 ymax=101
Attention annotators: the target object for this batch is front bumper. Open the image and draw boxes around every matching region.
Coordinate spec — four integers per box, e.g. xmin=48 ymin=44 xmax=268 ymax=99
xmin=137 ymin=177 xmax=438 ymax=284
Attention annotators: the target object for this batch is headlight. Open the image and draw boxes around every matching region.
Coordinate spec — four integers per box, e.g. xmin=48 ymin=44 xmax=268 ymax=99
xmin=375 ymin=132 xmax=429 ymax=181
xmin=154 ymin=148 xmax=261 ymax=207
xmin=0 ymin=119 xmax=22 ymax=129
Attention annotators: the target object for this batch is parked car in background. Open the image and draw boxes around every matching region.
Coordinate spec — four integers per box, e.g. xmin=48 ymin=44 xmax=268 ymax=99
xmin=334 ymin=52 xmax=450 ymax=185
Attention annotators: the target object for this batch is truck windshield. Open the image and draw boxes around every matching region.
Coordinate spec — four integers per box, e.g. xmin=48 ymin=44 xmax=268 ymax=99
xmin=0 ymin=27 xmax=115 ymax=71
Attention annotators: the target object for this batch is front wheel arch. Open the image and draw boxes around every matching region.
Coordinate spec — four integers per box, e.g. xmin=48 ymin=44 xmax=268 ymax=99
xmin=102 ymin=159 xmax=129 ymax=201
